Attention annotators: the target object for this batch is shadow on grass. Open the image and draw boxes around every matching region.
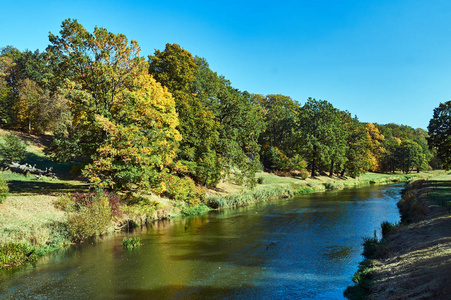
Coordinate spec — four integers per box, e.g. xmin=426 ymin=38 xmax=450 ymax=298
xmin=23 ymin=152 xmax=82 ymax=180
xmin=7 ymin=180 xmax=89 ymax=194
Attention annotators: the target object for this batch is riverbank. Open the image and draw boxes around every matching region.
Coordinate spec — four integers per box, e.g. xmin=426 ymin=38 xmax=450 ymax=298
xmin=345 ymin=173 xmax=451 ymax=299
xmin=0 ymin=129 xmax=443 ymax=269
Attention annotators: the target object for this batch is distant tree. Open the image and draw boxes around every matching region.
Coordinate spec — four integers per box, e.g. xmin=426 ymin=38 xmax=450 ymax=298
xmin=428 ymin=101 xmax=451 ymax=169
xmin=395 ymin=140 xmax=425 ymax=174
xmin=296 ymin=98 xmax=342 ymax=177
xmin=341 ymin=115 xmax=371 ymax=177
xmin=365 ymin=123 xmax=385 ymax=172
xmin=253 ymin=94 xmax=301 ymax=171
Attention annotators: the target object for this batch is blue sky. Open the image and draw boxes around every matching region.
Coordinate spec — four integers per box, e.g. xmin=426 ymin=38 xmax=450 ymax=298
xmin=2 ymin=0 xmax=451 ymax=129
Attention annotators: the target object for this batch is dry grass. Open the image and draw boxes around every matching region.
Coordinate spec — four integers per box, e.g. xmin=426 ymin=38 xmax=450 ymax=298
xmin=368 ymin=174 xmax=451 ymax=300
xmin=0 ymin=195 xmax=66 ymax=246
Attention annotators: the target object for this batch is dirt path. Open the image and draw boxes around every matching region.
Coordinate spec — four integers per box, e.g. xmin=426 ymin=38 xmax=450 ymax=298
xmin=369 ymin=180 xmax=451 ymax=300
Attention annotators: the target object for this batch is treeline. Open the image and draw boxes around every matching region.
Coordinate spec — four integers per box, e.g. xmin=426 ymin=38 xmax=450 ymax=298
xmin=0 ymin=19 xmax=445 ymax=200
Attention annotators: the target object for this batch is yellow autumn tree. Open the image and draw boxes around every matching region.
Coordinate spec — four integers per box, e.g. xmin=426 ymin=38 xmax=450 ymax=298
xmin=365 ymin=123 xmax=386 ymax=172
xmin=83 ymin=73 xmax=181 ymax=192
xmin=46 ymin=19 xmax=181 ymax=193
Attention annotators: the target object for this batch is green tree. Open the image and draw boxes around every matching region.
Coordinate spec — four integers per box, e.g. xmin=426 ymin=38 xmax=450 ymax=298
xmin=341 ymin=115 xmax=371 ymax=177
xmin=395 ymin=140 xmax=425 ymax=174
xmin=0 ymin=132 xmax=26 ymax=165
xmin=253 ymin=94 xmax=301 ymax=171
xmin=46 ymin=19 xmax=181 ymax=192
xmin=428 ymin=101 xmax=451 ymax=170
xmin=149 ymin=44 xmax=222 ymax=187
xmin=149 ymin=44 xmax=264 ymax=187
xmin=296 ymin=98 xmax=343 ymax=177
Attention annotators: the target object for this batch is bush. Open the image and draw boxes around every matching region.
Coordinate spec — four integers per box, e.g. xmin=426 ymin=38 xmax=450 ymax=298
xmin=381 ymin=221 xmax=396 ymax=238
xmin=298 ymin=169 xmax=309 ymax=180
xmin=66 ymin=192 xmax=112 ymax=241
xmin=122 ymin=237 xmax=142 ymax=249
xmin=344 ymin=259 xmax=376 ymax=299
xmin=163 ymin=175 xmax=201 ymax=206
xmin=0 ymin=175 xmax=8 ymax=203
xmin=0 ymin=133 xmax=26 ymax=165
xmin=0 ymin=242 xmax=38 ymax=269
xmin=362 ymin=236 xmax=380 ymax=259
xmin=324 ymin=182 xmax=344 ymax=190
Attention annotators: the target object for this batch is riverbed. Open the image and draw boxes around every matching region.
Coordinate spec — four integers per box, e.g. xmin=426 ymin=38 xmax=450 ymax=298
xmin=0 ymin=184 xmax=403 ymax=299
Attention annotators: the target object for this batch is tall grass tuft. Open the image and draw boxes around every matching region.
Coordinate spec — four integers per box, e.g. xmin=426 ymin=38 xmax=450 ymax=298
xmin=381 ymin=221 xmax=396 ymax=238
xmin=0 ymin=175 xmax=8 ymax=203
xmin=0 ymin=242 xmax=38 ymax=269
xmin=122 ymin=237 xmax=142 ymax=249
xmin=206 ymin=186 xmax=296 ymax=210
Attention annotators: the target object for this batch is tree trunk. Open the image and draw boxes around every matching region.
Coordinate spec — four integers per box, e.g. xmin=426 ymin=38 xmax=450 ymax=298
xmin=311 ymin=145 xmax=317 ymax=177
xmin=329 ymin=160 xmax=334 ymax=177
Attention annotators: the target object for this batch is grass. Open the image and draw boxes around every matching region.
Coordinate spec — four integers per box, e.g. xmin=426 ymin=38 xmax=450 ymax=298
xmin=345 ymin=172 xmax=451 ymax=299
xmin=122 ymin=237 xmax=142 ymax=249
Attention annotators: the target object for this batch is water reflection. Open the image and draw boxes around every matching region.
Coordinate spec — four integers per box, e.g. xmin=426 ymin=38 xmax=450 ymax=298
xmin=0 ymin=184 xmax=403 ymax=299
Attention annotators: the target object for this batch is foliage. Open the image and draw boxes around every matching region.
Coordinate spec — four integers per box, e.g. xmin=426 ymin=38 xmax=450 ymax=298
xmin=381 ymin=221 xmax=396 ymax=238
xmin=181 ymin=203 xmax=210 ymax=216
xmin=342 ymin=115 xmax=371 ymax=177
xmin=298 ymin=169 xmax=309 ymax=180
xmin=149 ymin=45 xmax=264 ymax=188
xmin=365 ymin=123 xmax=386 ymax=172
xmin=324 ymin=181 xmax=344 ymax=190
xmin=362 ymin=235 xmax=382 ymax=259
xmin=162 ymin=175 xmax=203 ymax=206
xmin=0 ymin=175 xmax=9 ymax=203
xmin=344 ymin=259 xmax=376 ymax=299
xmin=394 ymin=139 xmax=426 ymax=174
xmin=66 ymin=192 xmax=112 ymax=241
xmin=0 ymin=132 xmax=26 ymax=165
xmin=0 ymin=242 xmax=38 ymax=269
xmin=296 ymin=98 xmax=344 ymax=176
xmin=122 ymin=237 xmax=142 ymax=249
xmin=428 ymin=101 xmax=451 ymax=170
xmin=46 ymin=19 xmax=181 ymax=193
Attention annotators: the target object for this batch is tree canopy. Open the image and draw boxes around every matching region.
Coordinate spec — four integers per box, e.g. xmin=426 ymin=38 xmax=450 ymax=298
xmin=428 ymin=101 xmax=451 ymax=169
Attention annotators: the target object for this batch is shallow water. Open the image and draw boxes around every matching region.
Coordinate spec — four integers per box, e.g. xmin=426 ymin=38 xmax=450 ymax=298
xmin=0 ymin=184 xmax=403 ymax=299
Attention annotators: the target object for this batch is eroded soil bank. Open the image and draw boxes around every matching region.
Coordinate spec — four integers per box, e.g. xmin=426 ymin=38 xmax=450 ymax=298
xmin=368 ymin=176 xmax=451 ymax=299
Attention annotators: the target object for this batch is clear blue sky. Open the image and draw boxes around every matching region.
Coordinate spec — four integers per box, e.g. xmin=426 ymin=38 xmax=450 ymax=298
xmin=2 ymin=0 xmax=451 ymax=129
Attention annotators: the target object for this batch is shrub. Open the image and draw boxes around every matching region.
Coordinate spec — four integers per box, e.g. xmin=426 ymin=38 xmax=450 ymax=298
xmin=0 ymin=133 xmax=26 ymax=165
xmin=66 ymin=193 xmax=112 ymax=241
xmin=55 ymin=194 xmax=76 ymax=212
xmin=362 ymin=235 xmax=380 ymax=259
xmin=0 ymin=242 xmax=38 ymax=269
xmin=381 ymin=221 xmax=396 ymax=238
xmin=344 ymin=259 xmax=376 ymax=299
xmin=163 ymin=176 xmax=200 ymax=206
xmin=287 ymin=154 xmax=307 ymax=171
xmin=0 ymin=175 xmax=8 ymax=203
xmin=122 ymin=237 xmax=142 ymax=249
xmin=324 ymin=182 xmax=344 ymax=190
xmin=298 ymin=169 xmax=309 ymax=180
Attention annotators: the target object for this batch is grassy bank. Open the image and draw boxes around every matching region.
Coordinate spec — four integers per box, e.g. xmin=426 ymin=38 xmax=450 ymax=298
xmin=205 ymin=171 xmax=438 ymax=210
xmin=345 ymin=173 xmax=451 ymax=299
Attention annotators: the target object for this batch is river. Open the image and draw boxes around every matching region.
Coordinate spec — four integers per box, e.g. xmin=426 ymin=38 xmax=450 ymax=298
xmin=0 ymin=184 xmax=403 ymax=299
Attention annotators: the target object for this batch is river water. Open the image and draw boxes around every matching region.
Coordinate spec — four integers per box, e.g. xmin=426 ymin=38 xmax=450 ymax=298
xmin=0 ymin=184 xmax=403 ymax=299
